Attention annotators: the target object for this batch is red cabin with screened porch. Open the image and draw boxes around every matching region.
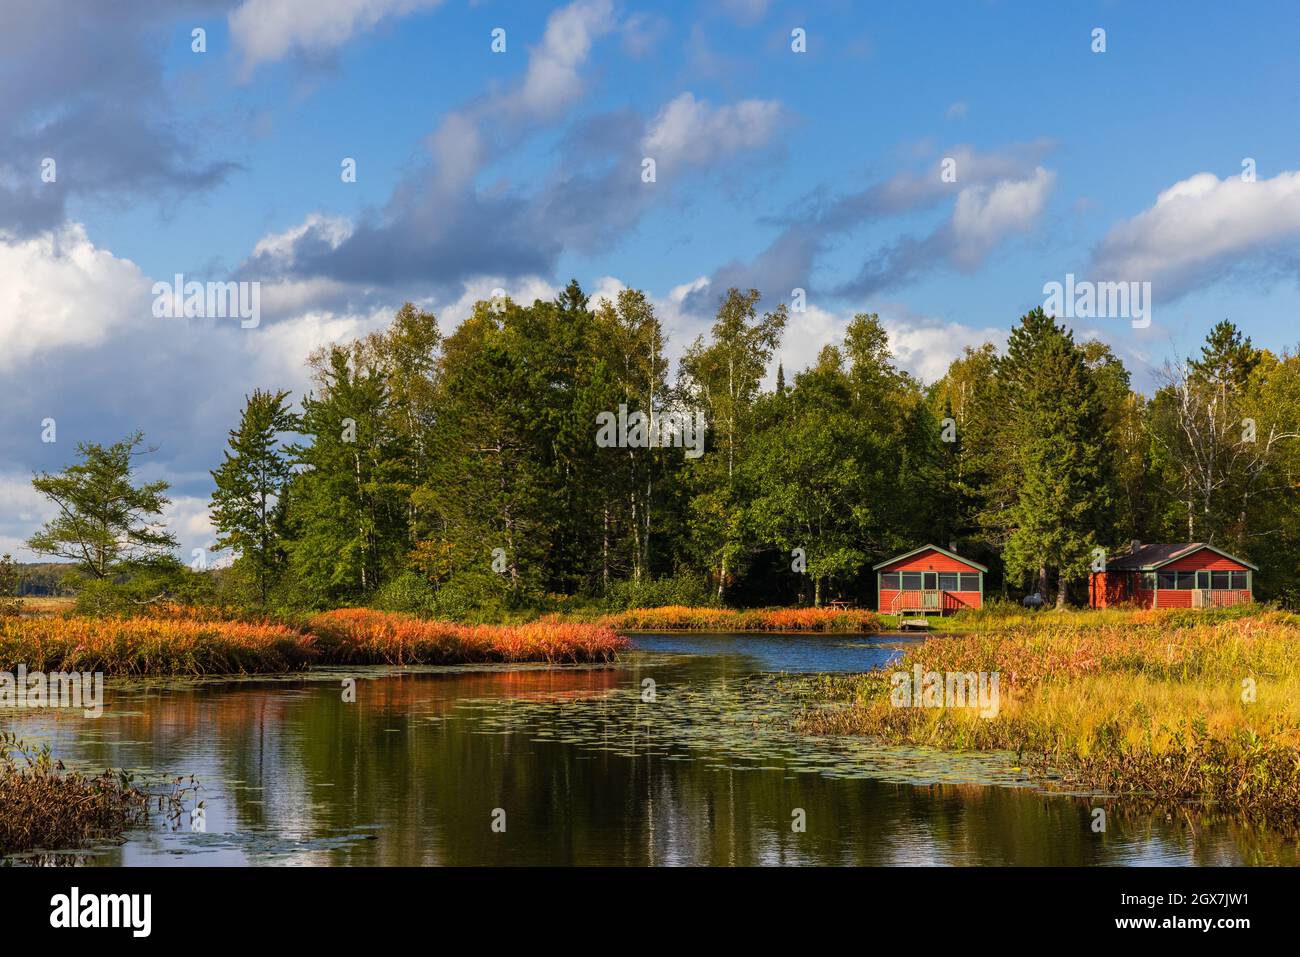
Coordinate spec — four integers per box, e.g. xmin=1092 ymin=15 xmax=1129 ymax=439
xmin=1088 ymin=542 xmax=1256 ymax=609
xmin=874 ymin=544 xmax=986 ymax=616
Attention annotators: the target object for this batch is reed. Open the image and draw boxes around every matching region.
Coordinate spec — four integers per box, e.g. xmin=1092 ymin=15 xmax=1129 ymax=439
xmin=0 ymin=733 xmax=152 ymax=857
xmin=0 ymin=614 xmax=317 ymax=675
xmin=310 ymin=608 xmax=628 ymax=664
xmin=600 ymin=605 xmax=882 ymax=633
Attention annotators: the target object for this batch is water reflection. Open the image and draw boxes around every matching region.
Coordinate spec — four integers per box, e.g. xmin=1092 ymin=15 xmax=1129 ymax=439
xmin=1 ymin=636 xmax=1295 ymax=866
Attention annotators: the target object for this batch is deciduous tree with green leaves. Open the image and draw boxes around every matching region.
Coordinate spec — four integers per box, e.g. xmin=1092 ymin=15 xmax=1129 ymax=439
xmin=27 ymin=432 xmax=178 ymax=579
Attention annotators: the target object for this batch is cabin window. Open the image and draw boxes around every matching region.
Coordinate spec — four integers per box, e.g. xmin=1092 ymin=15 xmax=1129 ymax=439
xmin=938 ymin=573 xmax=959 ymax=591
xmin=1142 ymin=572 xmax=1157 ymax=591
xmin=901 ymin=572 xmax=923 ymax=590
xmin=1211 ymin=570 xmax=1230 ymax=589
xmin=1158 ymin=571 xmax=1196 ymax=590
xmin=959 ymin=573 xmax=980 ymax=591
xmin=1231 ymin=571 xmax=1248 ymax=590
xmin=880 ymin=572 xmax=900 ymax=589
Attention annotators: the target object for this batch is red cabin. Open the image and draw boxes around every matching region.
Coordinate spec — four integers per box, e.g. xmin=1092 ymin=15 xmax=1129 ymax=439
xmin=1088 ymin=542 xmax=1256 ymax=609
xmin=874 ymin=544 xmax=986 ymax=615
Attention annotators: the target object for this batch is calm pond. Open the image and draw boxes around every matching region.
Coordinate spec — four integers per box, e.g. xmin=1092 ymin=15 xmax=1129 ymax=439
xmin=3 ymin=632 xmax=1296 ymax=866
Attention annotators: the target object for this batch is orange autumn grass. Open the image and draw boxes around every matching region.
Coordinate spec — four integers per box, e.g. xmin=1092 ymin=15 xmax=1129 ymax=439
xmin=0 ymin=615 xmax=315 ymax=676
xmin=0 ymin=609 xmax=627 ymax=675
xmin=309 ymin=609 xmax=627 ymax=665
xmin=598 ymin=605 xmax=882 ymax=633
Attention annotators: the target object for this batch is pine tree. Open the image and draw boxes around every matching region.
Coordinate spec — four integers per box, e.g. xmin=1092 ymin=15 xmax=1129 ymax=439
xmin=996 ymin=309 xmax=1112 ymax=605
xmin=209 ymin=389 xmax=297 ymax=605
xmin=288 ymin=347 xmax=407 ymax=606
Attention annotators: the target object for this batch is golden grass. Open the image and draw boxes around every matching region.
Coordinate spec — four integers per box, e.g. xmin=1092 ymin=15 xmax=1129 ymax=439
xmin=798 ymin=608 xmax=1300 ymax=821
xmin=16 ymin=595 xmax=74 ymax=613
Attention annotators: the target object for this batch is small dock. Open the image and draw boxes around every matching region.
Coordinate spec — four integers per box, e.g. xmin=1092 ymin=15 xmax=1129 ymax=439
xmin=899 ymin=617 xmax=931 ymax=631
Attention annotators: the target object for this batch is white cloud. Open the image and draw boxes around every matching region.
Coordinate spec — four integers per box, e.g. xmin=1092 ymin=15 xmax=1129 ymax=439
xmin=643 ymin=92 xmax=783 ymax=169
xmin=163 ymin=494 xmax=221 ymax=560
xmin=251 ymin=213 xmax=352 ymax=266
xmin=0 ymin=224 xmax=151 ymax=370
xmin=513 ymin=0 xmax=616 ymax=119
xmin=777 ymin=304 xmax=1005 ymax=386
xmin=950 ymin=167 xmax=1055 ymax=268
xmin=230 ymin=0 xmax=444 ymax=77
xmin=881 ymin=317 xmax=1006 ymax=383
xmin=1092 ymin=169 xmax=1300 ymax=297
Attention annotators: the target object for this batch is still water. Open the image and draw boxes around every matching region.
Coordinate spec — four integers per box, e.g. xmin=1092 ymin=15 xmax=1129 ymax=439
xmin=3 ymin=632 xmax=1295 ymax=865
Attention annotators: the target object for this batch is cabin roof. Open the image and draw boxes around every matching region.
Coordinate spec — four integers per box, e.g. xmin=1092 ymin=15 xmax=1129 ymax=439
xmin=1106 ymin=542 xmax=1258 ymax=572
xmin=872 ymin=543 xmax=988 ymax=572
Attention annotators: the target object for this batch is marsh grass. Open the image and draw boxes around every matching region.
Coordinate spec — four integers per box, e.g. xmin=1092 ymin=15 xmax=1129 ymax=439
xmin=0 ymin=732 xmax=153 ymax=858
xmin=797 ymin=609 xmax=1300 ymax=822
xmin=598 ymin=605 xmax=882 ymax=633
xmin=309 ymin=609 xmax=627 ymax=664
xmin=0 ymin=615 xmax=317 ymax=676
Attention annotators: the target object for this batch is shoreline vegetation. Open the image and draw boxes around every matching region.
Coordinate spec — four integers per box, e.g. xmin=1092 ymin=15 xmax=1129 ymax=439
xmin=0 ymin=604 xmax=883 ymax=677
xmin=1 ymin=732 xmax=199 ymax=861
xmin=592 ymin=605 xmax=882 ymax=633
xmin=0 ymin=733 xmax=149 ymax=859
xmin=0 ymin=607 xmax=628 ymax=676
xmin=795 ymin=605 xmax=1300 ymax=824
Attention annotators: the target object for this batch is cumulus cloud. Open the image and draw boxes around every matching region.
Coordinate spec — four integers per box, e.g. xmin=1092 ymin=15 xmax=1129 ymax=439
xmin=949 ymin=166 xmax=1055 ymax=267
xmin=0 ymin=219 xmax=564 ymax=557
xmin=772 ymin=303 xmax=1005 ymax=386
xmin=0 ymin=225 xmax=152 ymax=370
xmin=229 ymin=0 xmax=445 ymax=77
xmin=239 ymin=0 xmax=635 ymax=298
xmin=1091 ymin=169 xmax=1300 ymax=299
xmin=879 ymin=315 xmax=1006 ymax=383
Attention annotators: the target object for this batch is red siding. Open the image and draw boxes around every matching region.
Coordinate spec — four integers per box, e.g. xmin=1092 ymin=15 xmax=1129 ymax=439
xmin=877 ymin=547 xmax=983 ymax=612
xmin=1089 ymin=570 xmax=1131 ymax=608
xmin=878 ymin=549 xmax=983 ymax=573
xmin=1089 ymin=547 xmax=1253 ymax=609
xmin=1164 ymin=552 xmax=1249 ymax=572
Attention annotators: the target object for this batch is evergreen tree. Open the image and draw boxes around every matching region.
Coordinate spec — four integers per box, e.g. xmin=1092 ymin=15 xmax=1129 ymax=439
xmin=288 ymin=347 xmax=407 ymax=606
xmin=209 ymin=389 xmax=297 ymax=605
xmin=995 ymin=310 xmax=1113 ymax=605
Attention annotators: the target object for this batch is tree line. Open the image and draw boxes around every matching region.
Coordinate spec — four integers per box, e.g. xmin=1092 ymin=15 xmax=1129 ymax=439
xmin=22 ymin=281 xmax=1300 ymax=613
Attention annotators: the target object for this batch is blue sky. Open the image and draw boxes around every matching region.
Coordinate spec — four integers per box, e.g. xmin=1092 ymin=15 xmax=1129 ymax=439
xmin=3 ymin=0 xmax=1300 ymax=560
